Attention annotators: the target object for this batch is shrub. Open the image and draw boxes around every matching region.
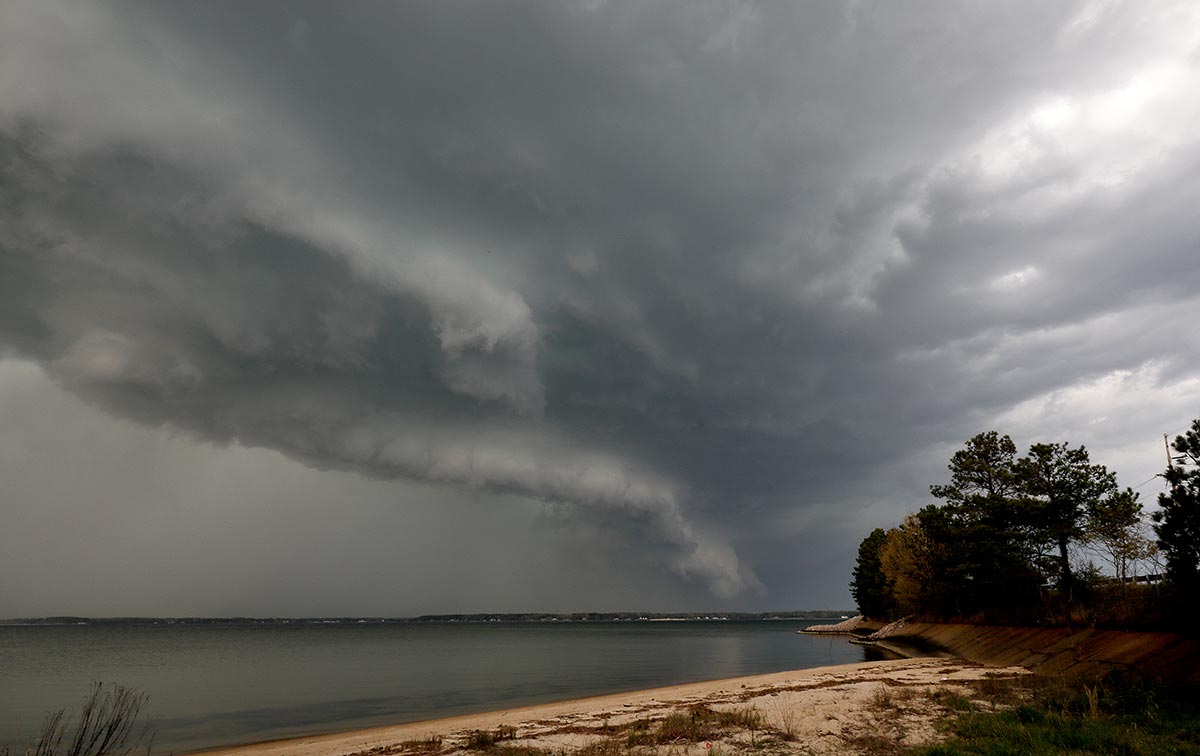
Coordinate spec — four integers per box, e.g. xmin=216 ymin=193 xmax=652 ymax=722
xmin=2 ymin=683 xmax=154 ymax=756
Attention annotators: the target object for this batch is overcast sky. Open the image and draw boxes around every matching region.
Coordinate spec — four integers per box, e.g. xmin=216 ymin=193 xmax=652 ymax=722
xmin=2 ymin=1 xmax=1200 ymax=617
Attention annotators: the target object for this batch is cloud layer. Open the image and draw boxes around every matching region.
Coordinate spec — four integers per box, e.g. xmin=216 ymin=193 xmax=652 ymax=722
xmin=3 ymin=0 xmax=1200 ymax=613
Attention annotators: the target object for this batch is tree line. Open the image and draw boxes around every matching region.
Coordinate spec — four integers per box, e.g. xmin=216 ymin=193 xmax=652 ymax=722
xmin=851 ymin=419 xmax=1200 ymax=628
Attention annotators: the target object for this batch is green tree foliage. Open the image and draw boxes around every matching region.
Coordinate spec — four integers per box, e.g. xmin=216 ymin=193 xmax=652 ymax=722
xmin=879 ymin=514 xmax=937 ymax=617
xmin=850 ymin=425 xmax=1194 ymax=626
xmin=929 ymin=431 xmax=1022 ymax=506
xmin=1087 ymin=487 xmax=1150 ymax=584
xmin=922 ymin=432 xmax=1043 ymax=620
xmin=850 ymin=528 xmax=892 ymax=619
xmin=1153 ymin=419 xmax=1200 ymax=594
xmin=1018 ymin=442 xmax=1117 ymax=596
xmin=914 ymin=501 xmax=1043 ymax=621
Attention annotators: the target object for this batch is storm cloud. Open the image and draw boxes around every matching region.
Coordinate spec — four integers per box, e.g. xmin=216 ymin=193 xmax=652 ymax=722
xmin=3 ymin=0 xmax=1200 ymax=615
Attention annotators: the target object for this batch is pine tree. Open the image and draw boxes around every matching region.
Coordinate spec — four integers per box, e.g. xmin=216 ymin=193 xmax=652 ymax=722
xmin=850 ymin=528 xmax=892 ymax=619
xmin=1153 ymin=419 xmax=1200 ymax=594
xmin=925 ymin=432 xmax=1042 ymax=620
xmin=1018 ymin=442 xmax=1117 ymax=597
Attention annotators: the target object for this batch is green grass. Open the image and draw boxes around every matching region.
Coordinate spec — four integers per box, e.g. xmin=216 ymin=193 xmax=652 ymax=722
xmin=901 ymin=674 xmax=1200 ymax=756
xmin=925 ymin=688 xmax=977 ymax=714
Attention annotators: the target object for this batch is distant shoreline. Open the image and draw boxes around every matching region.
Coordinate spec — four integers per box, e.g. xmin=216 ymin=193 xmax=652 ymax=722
xmin=0 ymin=612 xmax=854 ymax=626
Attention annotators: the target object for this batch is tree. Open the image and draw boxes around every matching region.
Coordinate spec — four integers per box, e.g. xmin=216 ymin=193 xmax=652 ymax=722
xmin=929 ymin=431 xmax=1021 ymax=506
xmin=878 ymin=514 xmax=936 ymax=617
xmin=850 ymin=528 xmax=892 ymax=619
xmin=1018 ymin=442 xmax=1117 ymax=597
xmin=924 ymin=432 xmax=1042 ymax=620
xmin=1087 ymin=487 xmax=1150 ymax=584
xmin=1153 ymin=419 xmax=1200 ymax=594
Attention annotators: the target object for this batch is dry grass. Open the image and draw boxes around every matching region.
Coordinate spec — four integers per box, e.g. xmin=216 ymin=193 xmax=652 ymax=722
xmin=869 ymin=685 xmax=920 ymax=711
xmin=398 ymin=736 xmax=445 ymax=754
xmin=561 ymin=704 xmax=758 ymax=749
xmin=463 ymin=703 xmax=775 ymax=756
xmin=438 ymin=665 xmax=1045 ymax=756
xmin=350 ymin=735 xmax=447 ymax=756
xmin=484 ymin=747 xmax=554 ymax=756
xmin=463 ymin=726 xmax=518 ymax=751
xmin=1 ymin=683 xmax=155 ymax=756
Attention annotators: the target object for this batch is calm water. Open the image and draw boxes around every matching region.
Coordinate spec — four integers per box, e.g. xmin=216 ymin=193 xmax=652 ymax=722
xmin=0 ymin=620 xmax=874 ymax=753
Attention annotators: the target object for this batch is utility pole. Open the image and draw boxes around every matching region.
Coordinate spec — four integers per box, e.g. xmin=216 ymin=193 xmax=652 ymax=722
xmin=1166 ymin=433 xmax=1174 ymax=470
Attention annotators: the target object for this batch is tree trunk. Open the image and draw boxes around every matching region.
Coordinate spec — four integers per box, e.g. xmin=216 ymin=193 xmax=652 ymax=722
xmin=1058 ymin=535 xmax=1073 ymax=598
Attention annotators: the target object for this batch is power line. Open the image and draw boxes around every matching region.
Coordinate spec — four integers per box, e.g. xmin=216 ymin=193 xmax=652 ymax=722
xmin=1131 ymin=473 xmax=1163 ymax=491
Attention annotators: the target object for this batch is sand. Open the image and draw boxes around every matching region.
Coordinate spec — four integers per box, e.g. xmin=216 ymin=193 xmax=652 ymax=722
xmin=194 ymin=657 xmax=1030 ymax=756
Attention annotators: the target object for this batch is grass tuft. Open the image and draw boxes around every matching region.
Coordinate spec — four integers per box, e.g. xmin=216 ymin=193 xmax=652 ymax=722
xmin=464 ymin=726 xmax=518 ymax=750
xmin=397 ymin=735 xmax=444 ymax=754
xmin=925 ymin=688 xmax=976 ymax=713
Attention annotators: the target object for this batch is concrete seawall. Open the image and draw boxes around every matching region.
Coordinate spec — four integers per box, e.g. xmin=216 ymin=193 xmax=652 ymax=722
xmin=864 ymin=621 xmax=1200 ymax=682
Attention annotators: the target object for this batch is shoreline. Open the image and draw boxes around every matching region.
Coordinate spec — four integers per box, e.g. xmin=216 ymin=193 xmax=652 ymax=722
xmin=194 ymin=656 xmax=1027 ymax=756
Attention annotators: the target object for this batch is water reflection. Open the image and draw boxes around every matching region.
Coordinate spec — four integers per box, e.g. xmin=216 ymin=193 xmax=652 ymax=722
xmin=1 ymin=621 xmax=869 ymax=753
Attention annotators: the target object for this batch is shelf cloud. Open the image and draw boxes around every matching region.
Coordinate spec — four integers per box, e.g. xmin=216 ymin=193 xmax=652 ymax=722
xmin=3 ymin=0 xmax=1200 ymax=614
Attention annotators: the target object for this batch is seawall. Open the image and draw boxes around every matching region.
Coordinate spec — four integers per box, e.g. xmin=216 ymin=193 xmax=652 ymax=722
xmin=864 ymin=621 xmax=1200 ymax=682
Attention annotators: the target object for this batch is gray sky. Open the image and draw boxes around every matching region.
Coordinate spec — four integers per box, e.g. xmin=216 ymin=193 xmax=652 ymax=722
xmin=2 ymin=1 xmax=1200 ymax=617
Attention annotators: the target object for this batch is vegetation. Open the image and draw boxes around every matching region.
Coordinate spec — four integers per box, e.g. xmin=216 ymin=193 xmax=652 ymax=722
xmin=1088 ymin=487 xmax=1153 ymax=586
xmin=465 ymin=727 xmax=517 ymax=750
xmin=451 ymin=675 xmax=1200 ymax=756
xmin=395 ymin=736 xmax=444 ymax=755
xmin=1 ymin=683 xmax=155 ymax=756
xmin=461 ymin=704 xmax=769 ymax=755
xmin=899 ymin=673 xmax=1200 ymax=756
xmin=851 ymin=417 xmax=1200 ymax=628
xmin=879 ymin=514 xmax=940 ymax=617
xmin=852 ymin=528 xmax=893 ymax=620
xmin=1154 ymin=419 xmax=1200 ymax=620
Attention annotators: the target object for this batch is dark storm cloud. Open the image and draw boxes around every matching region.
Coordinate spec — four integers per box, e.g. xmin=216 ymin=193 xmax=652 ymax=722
xmin=3 ymin=0 xmax=1200 ymax=608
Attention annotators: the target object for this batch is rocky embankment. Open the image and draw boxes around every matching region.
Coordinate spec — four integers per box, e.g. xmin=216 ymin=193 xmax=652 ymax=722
xmin=797 ymin=615 xmax=885 ymax=635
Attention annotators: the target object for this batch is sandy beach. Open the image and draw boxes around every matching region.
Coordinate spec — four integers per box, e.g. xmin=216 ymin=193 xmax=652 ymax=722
xmin=195 ymin=657 xmax=1029 ymax=756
